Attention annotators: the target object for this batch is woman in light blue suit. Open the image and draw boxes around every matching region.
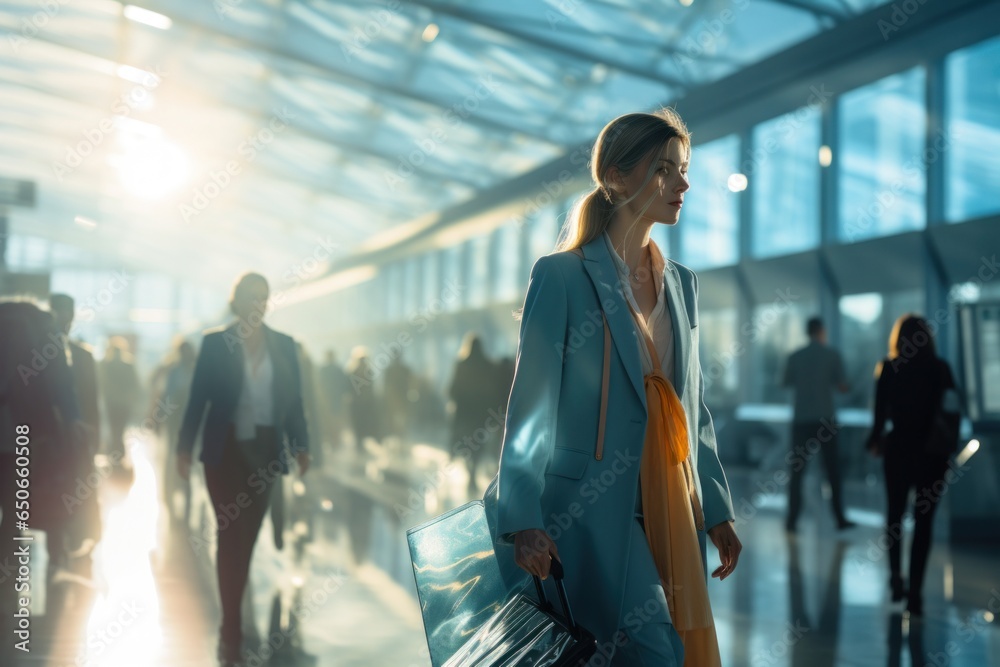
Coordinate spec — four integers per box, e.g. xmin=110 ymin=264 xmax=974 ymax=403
xmin=486 ymin=110 xmax=742 ymax=665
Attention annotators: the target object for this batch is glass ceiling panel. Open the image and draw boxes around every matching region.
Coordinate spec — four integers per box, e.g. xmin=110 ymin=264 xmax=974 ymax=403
xmin=288 ymin=0 xmax=428 ymax=85
xmin=0 ymin=0 xmax=902 ymax=273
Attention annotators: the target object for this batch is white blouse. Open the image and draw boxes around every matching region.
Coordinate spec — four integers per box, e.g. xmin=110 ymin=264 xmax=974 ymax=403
xmin=601 ymin=230 xmax=675 ymax=384
xmin=234 ymin=344 xmax=274 ymax=441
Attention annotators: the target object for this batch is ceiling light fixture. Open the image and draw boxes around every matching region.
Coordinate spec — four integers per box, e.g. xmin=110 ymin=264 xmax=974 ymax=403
xmin=123 ymin=5 xmax=172 ymax=30
xmin=727 ymin=173 xmax=747 ymax=192
xmin=819 ymin=145 xmax=832 ymax=167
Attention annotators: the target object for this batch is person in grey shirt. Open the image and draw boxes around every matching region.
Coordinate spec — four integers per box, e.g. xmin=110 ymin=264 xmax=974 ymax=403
xmin=782 ymin=317 xmax=854 ymax=532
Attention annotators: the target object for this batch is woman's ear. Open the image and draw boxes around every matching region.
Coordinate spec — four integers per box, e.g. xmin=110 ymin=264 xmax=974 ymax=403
xmin=605 ymin=167 xmax=626 ymax=196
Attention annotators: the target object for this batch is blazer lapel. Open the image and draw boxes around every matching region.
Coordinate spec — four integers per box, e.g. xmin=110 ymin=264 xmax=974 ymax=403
xmin=579 ymin=235 xmax=647 ymax=412
xmin=224 ymin=322 xmax=246 ymax=398
xmin=264 ymin=325 xmax=286 ymax=421
xmin=662 ymin=260 xmax=691 ymax=399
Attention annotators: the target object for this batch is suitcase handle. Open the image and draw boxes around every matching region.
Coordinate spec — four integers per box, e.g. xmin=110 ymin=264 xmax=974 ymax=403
xmin=532 ymin=558 xmax=580 ymax=636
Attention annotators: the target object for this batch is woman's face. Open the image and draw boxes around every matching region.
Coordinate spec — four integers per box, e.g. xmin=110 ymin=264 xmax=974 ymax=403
xmin=619 ymin=136 xmax=690 ymax=225
xmin=233 ymin=280 xmax=269 ymax=322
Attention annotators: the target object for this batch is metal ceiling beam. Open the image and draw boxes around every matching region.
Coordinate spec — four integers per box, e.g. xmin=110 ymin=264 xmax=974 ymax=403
xmin=102 ymin=1 xmax=563 ymax=146
xmin=0 ymin=81 xmax=430 ymax=219
xmin=1 ymin=195 xmax=276 ymax=278
xmin=763 ymin=0 xmax=850 ymax=21
xmin=0 ymin=30 xmax=489 ymax=195
xmin=472 ymin=14 xmax=746 ymax=67
xmin=400 ymin=0 xmax=687 ymax=88
xmin=306 ymin=0 xmax=999 ymax=280
xmin=0 ymin=163 xmax=368 ymax=279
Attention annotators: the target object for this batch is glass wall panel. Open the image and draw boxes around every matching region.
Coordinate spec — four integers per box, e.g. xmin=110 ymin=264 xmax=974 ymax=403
xmin=946 ymin=35 xmax=1000 ymax=222
xmin=173 ymin=281 xmax=219 ymax=333
xmin=528 ymin=205 xmax=559 ymax=265
xmin=699 ymin=308 xmax=739 ymax=409
xmin=748 ymin=297 xmax=815 ymax=404
xmin=751 ymin=107 xmax=821 ymax=257
xmin=838 ymin=67 xmax=926 ymax=242
xmin=401 ymin=256 xmax=420 ymax=317
xmin=421 ymin=252 xmax=440 ymax=309
xmin=468 ymin=235 xmax=490 ymax=308
xmin=383 ymin=262 xmax=402 ymax=321
xmin=494 ymin=221 xmax=522 ymax=303
xmin=679 ymin=135 xmax=740 ymax=269
xmin=441 ymin=245 xmax=462 ymax=312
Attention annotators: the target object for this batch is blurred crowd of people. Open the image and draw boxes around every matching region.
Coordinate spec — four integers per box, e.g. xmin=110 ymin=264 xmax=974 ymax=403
xmin=0 ymin=281 xmax=960 ymax=659
xmin=0 ymin=289 xmax=519 ymax=569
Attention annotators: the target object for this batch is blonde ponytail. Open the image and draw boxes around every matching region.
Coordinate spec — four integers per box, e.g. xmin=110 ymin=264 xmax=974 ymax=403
xmin=556 ymin=108 xmax=690 ymax=253
xmin=555 ymin=188 xmax=615 ymax=252
xmin=514 ymin=107 xmax=691 ymax=319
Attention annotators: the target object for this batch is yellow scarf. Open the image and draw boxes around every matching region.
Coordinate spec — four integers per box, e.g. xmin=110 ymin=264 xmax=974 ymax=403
xmin=627 ymin=299 xmax=721 ymax=666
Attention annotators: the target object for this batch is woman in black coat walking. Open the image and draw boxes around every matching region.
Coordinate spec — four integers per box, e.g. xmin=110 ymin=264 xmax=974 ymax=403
xmin=866 ymin=314 xmax=957 ymax=617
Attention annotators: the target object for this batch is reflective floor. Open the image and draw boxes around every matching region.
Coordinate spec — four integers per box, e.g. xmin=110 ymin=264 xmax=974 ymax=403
xmin=3 ymin=428 xmax=998 ymax=666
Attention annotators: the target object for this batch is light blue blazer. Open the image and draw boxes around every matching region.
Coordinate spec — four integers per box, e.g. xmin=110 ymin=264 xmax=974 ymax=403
xmin=484 ymin=231 xmax=735 ymax=645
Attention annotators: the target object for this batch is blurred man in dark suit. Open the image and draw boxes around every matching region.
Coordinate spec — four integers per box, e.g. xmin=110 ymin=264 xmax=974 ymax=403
xmin=49 ymin=294 xmax=103 ymax=552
